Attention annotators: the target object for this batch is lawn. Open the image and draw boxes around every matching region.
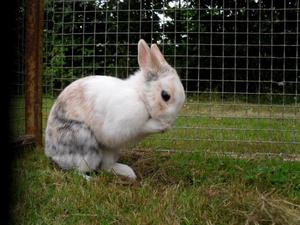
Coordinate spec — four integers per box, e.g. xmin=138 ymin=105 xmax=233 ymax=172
xmin=9 ymin=96 xmax=300 ymax=224
xmin=10 ymin=96 xmax=300 ymax=154
xmin=9 ymin=148 xmax=300 ymax=225
xmin=139 ymin=100 xmax=299 ymax=154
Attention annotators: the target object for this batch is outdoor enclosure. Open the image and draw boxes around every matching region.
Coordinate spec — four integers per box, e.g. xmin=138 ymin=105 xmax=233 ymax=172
xmin=13 ymin=0 xmax=299 ymax=155
xmin=9 ymin=1 xmax=300 ymax=224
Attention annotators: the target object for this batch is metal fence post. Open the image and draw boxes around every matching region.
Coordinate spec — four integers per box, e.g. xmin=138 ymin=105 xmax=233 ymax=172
xmin=25 ymin=0 xmax=44 ymax=147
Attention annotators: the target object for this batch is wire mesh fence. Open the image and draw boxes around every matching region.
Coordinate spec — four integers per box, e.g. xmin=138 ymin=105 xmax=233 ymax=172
xmin=10 ymin=0 xmax=26 ymax=140
xmin=42 ymin=0 xmax=299 ymax=155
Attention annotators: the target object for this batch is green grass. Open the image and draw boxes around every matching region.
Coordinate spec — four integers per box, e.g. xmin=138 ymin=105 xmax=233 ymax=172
xmin=139 ymin=100 xmax=300 ymax=154
xmin=10 ymin=96 xmax=300 ymax=154
xmin=10 ymin=148 xmax=300 ymax=225
xmin=9 ymin=96 xmax=300 ymax=224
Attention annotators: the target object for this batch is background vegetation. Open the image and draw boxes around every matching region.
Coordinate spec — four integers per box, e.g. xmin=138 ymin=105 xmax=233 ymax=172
xmin=42 ymin=0 xmax=299 ymax=104
xmin=8 ymin=1 xmax=300 ymax=224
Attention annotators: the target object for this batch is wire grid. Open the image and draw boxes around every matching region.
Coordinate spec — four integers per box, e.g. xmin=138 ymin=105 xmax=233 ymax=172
xmin=43 ymin=0 xmax=299 ymax=154
xmin=10 ymin=0 xmax=26 ymax=140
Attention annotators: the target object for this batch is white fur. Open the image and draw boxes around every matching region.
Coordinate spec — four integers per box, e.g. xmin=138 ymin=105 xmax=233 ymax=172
xmin=78 ymin=75 xmax=165 ymax=148
xmin=45 ymin=39 xmax=185 ymax=180
xmin=108 ymin=163 xmax=137 ymax=180
xmin=52 ymin=152 xmax=102 ymax=172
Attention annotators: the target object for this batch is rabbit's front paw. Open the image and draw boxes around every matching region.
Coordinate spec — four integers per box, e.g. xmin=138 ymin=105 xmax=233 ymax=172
xmin=111 ymin=163 xmax=137 ymax=180
xmin=142 ymin=119 xmax=170 ymax=134
xmin=160 ymin=121 xmax=172 ymax=133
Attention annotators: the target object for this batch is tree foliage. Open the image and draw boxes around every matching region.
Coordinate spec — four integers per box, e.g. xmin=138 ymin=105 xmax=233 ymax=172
xmin=43 ymin=0 xmax=299 ymax=103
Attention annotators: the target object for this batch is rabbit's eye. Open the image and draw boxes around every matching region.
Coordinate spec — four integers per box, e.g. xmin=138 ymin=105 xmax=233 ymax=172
xmin=161 ymin=90 xmax=171 ymax=102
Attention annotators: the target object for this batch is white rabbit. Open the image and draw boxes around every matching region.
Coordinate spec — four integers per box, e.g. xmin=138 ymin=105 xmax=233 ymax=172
xmin=45 ymin=39 xmax=186 ymax=180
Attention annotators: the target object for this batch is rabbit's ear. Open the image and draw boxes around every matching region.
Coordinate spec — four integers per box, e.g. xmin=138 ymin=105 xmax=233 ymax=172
xmin=150 ymin=44 xmax=167 ymax=69
xmin=138 ymin=39 xmax=152 ymax=71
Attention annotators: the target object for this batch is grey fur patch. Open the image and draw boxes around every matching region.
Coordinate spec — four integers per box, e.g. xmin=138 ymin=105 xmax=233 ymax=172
xmin=45 ymin=99 xmax=108 ymax=171
xmin=160 ymin=66 xmax=171 ymax=73
xmin=55 ymin=119 xmax=102 ymax=155
xmin=146 ymin=72 xmax=158 ymax=82
xmin=53 ymin=101 xmax=67 ymax=118
xmin=145 ymin=65 xmax=173 ymax=81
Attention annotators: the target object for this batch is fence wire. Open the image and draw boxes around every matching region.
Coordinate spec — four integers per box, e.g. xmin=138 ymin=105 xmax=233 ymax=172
xmin=43 ymin=0 xmax=299 ymax=154
xmin=10 ymin=0 xmax=26 ymax=140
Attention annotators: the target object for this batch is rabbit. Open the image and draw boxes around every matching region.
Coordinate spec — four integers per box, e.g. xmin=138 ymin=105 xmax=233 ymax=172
xmin=45 ymin=39 xmax=186 ymax=180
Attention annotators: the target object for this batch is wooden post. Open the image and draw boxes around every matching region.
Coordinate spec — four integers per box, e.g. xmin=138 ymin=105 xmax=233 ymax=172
xmin=25 ymin=0 xmax=44 ymax=147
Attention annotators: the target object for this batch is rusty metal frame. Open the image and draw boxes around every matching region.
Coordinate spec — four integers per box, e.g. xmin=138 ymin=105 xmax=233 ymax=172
xmin=25 ymin=0 xmax=44 ymax=147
